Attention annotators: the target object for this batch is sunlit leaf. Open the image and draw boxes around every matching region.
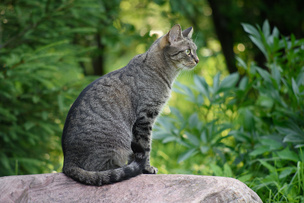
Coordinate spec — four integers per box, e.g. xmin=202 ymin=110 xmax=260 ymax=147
xmin=249 ymin=35 xmax=267 ymax=58
xmin=194 ymin=75 xmax=210 ymax=99
xmin=219 ymin=72 xmax=239 ymax=91
xmin=236 ymin=56 xmax=247 ymax=70
xmin=177 ymin=148 xmax=197 ymax=163
xmin=241 ymin=23 xmax=260 ymax=38
xmin=162 ymin=136 xmax=177 ymax=143
xmin=188 ymin=112 xmax=199 ymax=128
xmin=185 ymin=132 xmax=200 ymax=147
xmin=262 ymin=20 xmax=270 ymax=38
xmin=238 ymin=76 xmax=248 ymax=90
xmin=292 ymin=78 xmax=299 ymax=99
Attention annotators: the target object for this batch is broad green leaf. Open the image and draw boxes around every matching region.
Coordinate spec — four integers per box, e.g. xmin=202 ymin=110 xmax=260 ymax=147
xmin=237 ymin=174 xmax=253 ymax=182
xmin=276 ymin=148 xmax=299 ymax=162
xmin=173 ymin=82 xmax=196 ymax=103
xmin=188 ymin=113 xmax=199 ymax=128
xmin=283 ymin=135 xmax=304 ymax=144
xmin=256 ymin=67 xmax=271 ymax=82
xmin=157 ymin=117 xmax=175 ymax=132
xmin=228 ymin=130 xmax=251 ymax=142
xmin=194 ymin=75 xmax=210 ymax=99
xmin=178 ymin=148 xmax=197 ymax=163
xmin=250 ymin=146 xmax=270 ymax=156
xmin=152 ymin=132 xmax=172 ymax=140
xmin=200 ymin=146 xmax=209 ymax=153
xmin=196 ymin=94 xmax=204 ymax=105
xmin=249 ymin=35 xmax=267 ymax=58
xmin=223 ymin=163 xmax=233 ymax=177
xmin=272 ymin=26 xmax=280 ymax=38
xmin=219 ymin=73 xmax=239 ymax=91
xmin=214 ymin=123 xmax=233 ymax=136
xmin=170 ymin=107 xmax=184 ymax=121
xmin=238 ymin=108 xmax=255 ymax=132
xmin=210 ymin=163 xmax=223 ymax=176
xmin=200 ymin=130 xmax=207 ymax=143
xmin=279 ymin=167 xmax=296 ymax=179
xmin=292 ymin=78 xmax=299 ymax=99
xmin=277 ymin=122 xmax=304 ymax=145
xmin=286 ymin=121 xmax=304 ymax=136
xmin=185 ymin=132 xmax=200 ymax=147
xmin=262 ymin=20 xmax=270 ymax=38
xmin=162 ymin=136 xmax=177 ymax=143
xmin=270 ymin=64 xmax=281 ymax=87
xmin=176 ymin=138 xmax=191 ymax=148
xmin=296 ymin=71 xmax=304 ymax=86
xmin=212 ymin=73 xmax=220 ymax=93
xmin=256 ymin=95 xmax=274 ymax=109
xmin=238 ymin=76 xmax=248 ymax=90
xmin=241 ymin=23 xmax=260 ymax=38
xmin=260 ymin=138 xmax=282 ymax=150
xmin=236 ymin=56 xmax=247 ymax=70
xmin=259 ymin=160 xmax=276 ymax=173
xmin=24 ymin=122 xmax=35 ymax=131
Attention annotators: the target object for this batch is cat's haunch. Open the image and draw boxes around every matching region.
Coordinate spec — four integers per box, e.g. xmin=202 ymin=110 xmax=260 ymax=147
xmin=62 ymin=24 xmax=199 ymax=186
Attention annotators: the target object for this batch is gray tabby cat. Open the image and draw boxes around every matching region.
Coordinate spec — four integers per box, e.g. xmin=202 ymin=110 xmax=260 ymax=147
xmin=62 ymin=24 xmax=199 ymax=186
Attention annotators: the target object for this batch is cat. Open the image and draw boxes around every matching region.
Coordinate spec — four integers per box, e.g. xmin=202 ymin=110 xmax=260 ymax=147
xmin=62 ymin=24 xmax=199 ymax=186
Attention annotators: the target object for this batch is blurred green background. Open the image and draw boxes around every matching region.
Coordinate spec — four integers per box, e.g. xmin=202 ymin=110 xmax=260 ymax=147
xmin=1 ymin=0 xmax=304 ymax=202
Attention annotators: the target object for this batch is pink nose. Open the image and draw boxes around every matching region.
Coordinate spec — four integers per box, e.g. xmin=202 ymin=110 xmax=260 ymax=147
xmin=195 ymin=57 xmax=199 ymax=64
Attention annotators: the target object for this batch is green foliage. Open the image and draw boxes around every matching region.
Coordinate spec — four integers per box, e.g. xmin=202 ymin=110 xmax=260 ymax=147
xmin=1 ymin=0 xmax=303 ymax=201
xmin=154 ymin=21 xmax=304 ymax=201
xmin=0 ymin=41 xmax=86 ymax=175
xmin=0 ymin=0 xmax=112 ymax=175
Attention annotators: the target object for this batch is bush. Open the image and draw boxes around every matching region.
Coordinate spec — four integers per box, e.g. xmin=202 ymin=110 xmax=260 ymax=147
xmin=0 ymin=0 xmax=101 ymax=175
xmin=153 ymin=20 xmax=304 ymax=202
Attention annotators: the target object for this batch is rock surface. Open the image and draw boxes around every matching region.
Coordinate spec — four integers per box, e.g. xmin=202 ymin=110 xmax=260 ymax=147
xmin=0 ymin=173 xmax=262 ymax=203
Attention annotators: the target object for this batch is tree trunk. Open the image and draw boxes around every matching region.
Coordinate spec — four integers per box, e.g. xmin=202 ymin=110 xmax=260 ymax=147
xmin=207 ymin=0 xmax=237 ymax=73
xmin=92 ymin=33 xmax=105 ymax=76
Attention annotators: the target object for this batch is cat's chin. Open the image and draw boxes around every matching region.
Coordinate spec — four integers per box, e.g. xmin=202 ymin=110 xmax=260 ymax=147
xmin=184 ymin=65 xmax=197 ymax=70
xmin=177 ymin=63 xmax=197 ymax=70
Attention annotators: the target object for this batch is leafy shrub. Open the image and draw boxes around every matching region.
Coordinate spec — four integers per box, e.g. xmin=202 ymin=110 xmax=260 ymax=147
xmin=0 ymin=40 xmax=93 ymax=175
xmin=153 ymin=20 xmax=304 ymax=202
xmin=0 ymin=0 xmax=102 ymax=175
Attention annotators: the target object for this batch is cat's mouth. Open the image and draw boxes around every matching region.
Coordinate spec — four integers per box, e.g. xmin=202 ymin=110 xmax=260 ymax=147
xmin=184 ymin=60 xmax=199 ymax=69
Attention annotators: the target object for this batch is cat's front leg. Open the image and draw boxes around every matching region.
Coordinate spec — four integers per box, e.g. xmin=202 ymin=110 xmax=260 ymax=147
xmin=132 ymin=111 xmax=158 ymax=174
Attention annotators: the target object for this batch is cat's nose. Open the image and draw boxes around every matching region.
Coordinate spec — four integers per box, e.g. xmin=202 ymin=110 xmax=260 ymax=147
xmin=194 ymin=57 xmax=199 ymax=64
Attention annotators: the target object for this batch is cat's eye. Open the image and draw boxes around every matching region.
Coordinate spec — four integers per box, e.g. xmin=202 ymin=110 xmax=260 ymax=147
xmin=185 ymin=49 xmax=191 ymax=55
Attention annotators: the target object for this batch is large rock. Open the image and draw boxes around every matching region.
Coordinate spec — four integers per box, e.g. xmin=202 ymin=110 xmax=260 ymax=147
xmin=0 ymin=173 xmax=262 ymax=202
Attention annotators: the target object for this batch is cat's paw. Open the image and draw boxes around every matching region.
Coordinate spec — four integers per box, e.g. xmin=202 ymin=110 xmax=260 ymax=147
xmin=143 ymin=165 xmax=158 ymax=174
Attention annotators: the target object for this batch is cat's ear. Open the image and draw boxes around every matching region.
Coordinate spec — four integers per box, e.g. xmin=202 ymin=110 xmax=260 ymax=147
xmin=159 ymin=24 xmax=182 ymax=48
xmin=182 ymin=27 xmax=193 ymax=38
xmin=167 ymin=24 xmax=183 ymax=44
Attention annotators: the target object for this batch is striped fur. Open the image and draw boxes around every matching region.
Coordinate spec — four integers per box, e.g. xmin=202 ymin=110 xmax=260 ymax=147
xmin=62 ymin=24 xmax=199 ymax=186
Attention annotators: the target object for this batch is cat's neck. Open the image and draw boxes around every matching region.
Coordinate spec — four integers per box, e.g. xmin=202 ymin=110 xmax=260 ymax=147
xmin=141 ymin=42 xmax=180 ymax=86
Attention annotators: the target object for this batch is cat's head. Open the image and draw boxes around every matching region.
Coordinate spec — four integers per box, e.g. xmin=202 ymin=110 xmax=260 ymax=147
xmin=161 ymin=24 xmax=199 ymax=70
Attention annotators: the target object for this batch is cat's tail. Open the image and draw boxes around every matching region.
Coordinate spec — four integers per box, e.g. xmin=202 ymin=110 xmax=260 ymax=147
xmin=63 ymin=143 xmax=147 ymax=186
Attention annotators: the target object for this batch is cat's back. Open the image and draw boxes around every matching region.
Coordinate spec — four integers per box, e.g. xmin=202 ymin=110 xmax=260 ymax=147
xmin=62 ymin=58 xmax=145 ymax=140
